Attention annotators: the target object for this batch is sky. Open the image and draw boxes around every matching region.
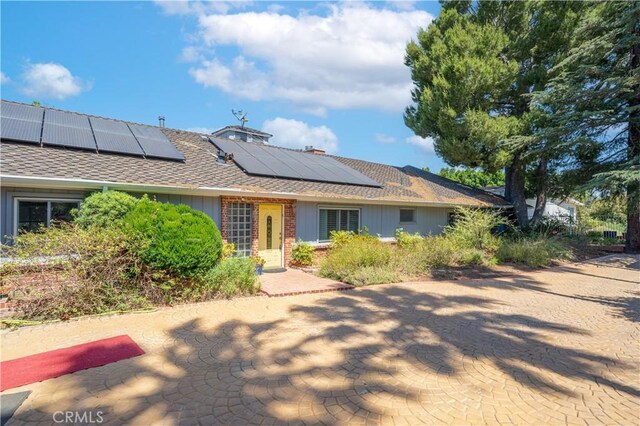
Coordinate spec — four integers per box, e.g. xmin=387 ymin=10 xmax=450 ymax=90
xmin=1 ymin=1 xmax=447 ymax=170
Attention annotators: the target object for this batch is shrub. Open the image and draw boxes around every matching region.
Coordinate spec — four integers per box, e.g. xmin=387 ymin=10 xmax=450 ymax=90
xmin=319 ymin=237 xmax=393 ymax=285
xmin=221 ymin=241 xmax=236 ymax=260
xmin=330 ymin=230 xmax=355 ymax=247
xmin=75 ymin=190 xmax=139 ymax=228
xmin=344 ymin=266 xmax=405 ymax=287
xmin=291 ymin=241 xmax=315 ymax=266
xmin=124 ymin=197 xmax=222 ymax=277
xmin=497 ymin=236 xmax=572 ymax=267
xmin=419 ymin=236 xmax=459 ymax=269
xmin=395 ymin=228 xmax=423 ymax=247
xmin=445 ymin=207 xmax=506 ymax=251
xmin=2 ymin=223 xmax=158 ymax=320
xmin=203 ymin=257 xmax=259 ymax=298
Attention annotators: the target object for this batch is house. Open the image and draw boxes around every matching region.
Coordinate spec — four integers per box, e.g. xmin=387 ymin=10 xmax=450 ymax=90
xmin=0 ymin=100 xmax=508 ymax=269
xmin=483 ymin=186 xmax=583 ymax=223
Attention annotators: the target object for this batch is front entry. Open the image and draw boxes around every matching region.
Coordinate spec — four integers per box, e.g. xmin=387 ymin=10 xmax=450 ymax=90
xmin=258 ymin=204 xmax=283 ymax=269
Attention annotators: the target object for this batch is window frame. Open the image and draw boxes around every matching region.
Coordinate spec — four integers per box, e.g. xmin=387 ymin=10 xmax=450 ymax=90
xmin=13 ymin=197 xmax=83 ymax=235
xmin=317 ymin=206 xmax=361 ymax=242
xmin=399 ymin=208 xmax=417 ymax=224
xmin=226 ymin=202 xmax=253 ymax=258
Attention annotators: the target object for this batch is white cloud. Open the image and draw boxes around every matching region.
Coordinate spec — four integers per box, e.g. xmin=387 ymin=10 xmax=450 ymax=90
xmin=180 ymin=3 xmax=432 ymax=113
xmin=387 ymin=1 xmax=417 ymax=11
xmin=20 ymin=63 xmax=90 ymax=100
xmin=155 ymin=1 xmax=252 ymax=16
xmin=262 ymin=117 xmax=338 ymax=154
xmin=375 ymin=133 xmax=396 ymax=144
xmin=186 ymin=127 xmax=215 ymax=134
xmin=406 ymin=135 xmax=434 ymax=153
xmin=0 ymin=72 xmax=10 ymax=84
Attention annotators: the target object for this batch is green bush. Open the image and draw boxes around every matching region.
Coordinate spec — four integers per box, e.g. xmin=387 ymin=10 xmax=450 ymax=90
xmin=319 ymin=237 xmax=393 ymax=285
xmin=75 ymin=190 xmax=139 ymax=228
xmin=203 ymin=257 xmax=259 ymax=298
xmin=395 ymin=228 xmax=423 ymax=247
xmin=419 ymin=236 xmax=459 ymax=269
xmin=291 ymin=241 xmax=315 ymax=266
xmin=497 ymin=236 xmax=572 ymax=267
xmin=445 ymin=207 xmax=505 ymax=251
xmin=124 ymin=197 xmax=223 ymax=277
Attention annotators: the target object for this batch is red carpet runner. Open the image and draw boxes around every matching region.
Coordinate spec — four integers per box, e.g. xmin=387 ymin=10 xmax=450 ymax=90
xmin=1 ymin=335 xmax=144 ymax=391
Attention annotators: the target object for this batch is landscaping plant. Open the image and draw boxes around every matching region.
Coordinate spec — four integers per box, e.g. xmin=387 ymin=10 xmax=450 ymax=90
xmin=75 ymin=190 xmax=139 ymax=228
xmin=203 ymin=257 xmax=260 ymax=298
xmin=291 ymin=240 xmax=315 ymax=266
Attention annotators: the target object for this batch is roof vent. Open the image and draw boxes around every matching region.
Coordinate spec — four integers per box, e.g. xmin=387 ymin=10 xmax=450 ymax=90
xmin=304 ymin=146 xmax=326 ymax=155
xmin=158 ymin=116 xmax=165 ymax=128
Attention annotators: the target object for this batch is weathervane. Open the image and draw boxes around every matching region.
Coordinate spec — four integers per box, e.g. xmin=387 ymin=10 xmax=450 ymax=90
xmin=232 ymin=110 xmax=248 ymax=128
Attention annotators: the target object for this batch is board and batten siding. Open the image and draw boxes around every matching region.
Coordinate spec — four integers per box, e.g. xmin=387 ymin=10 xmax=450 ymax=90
xmin=296 ymin=201 xmax=453 ymax=242
xmin=1 ymin=187 xmax=221 ymax=244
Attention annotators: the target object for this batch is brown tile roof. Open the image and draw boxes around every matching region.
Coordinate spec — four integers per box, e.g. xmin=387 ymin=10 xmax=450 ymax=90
xmin=0 ymin=102 xmax=507 ymax=207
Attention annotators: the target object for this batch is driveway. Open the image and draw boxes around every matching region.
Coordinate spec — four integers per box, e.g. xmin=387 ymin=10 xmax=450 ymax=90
xmin=2 ymin=255 xmax=639 ymax=425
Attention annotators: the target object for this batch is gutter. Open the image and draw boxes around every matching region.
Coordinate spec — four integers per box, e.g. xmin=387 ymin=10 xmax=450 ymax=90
xmin=0 ymin=175 xmax=512 ymax=209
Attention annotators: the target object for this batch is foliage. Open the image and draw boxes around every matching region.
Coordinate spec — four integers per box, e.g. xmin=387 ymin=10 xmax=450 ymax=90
xmin=123 ymin=197 xmax=222 ymax=277
xmin=395 ymin=228 xmax=423 ymax=248
xmin=291 ymin=241 xmax=315 ymax=266
xmin=319 ymin=238 xmax=393 ymax=285
xmin=414 ymin=236 xmax=459 ymax=270
xmin=250 ymin=256 xmax=266 ymax=267
xmin=436 ymin=167 xmax=505 ymax=188
xmin=221 ymin=241 xmax=236 ymax=260
xmin=202 ymin=257 xmax=259 ymax=298
xmin=445 ymin=207 xmax=505 ymax=251
xmin=1 ymin=223 xmax=158 ymax=320
xmin=532 ymin=1 xmax=639 ymax=251
xmin=405 ymin=1 xmax=586 ymax=227
xmin=74 ymin=190 xmax=139 ymax=228
xmin=587 ymin=197 xmax=627 ymax=225
xmin=497 ymin=236 xmax=572 ymax=267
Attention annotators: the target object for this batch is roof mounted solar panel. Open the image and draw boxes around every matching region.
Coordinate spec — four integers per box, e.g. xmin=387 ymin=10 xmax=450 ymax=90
xmin=209 ymin=137 xmax=381 ymax=187
xmin=42 ymin=109 xmax=97 ymax=151
xmin=0 ymin=102 xmax=44 ymax=144
xmin=89 ymin=117 xmax=145 ymax=156
xmin=128 ymin=124 xmax=185 ymax=161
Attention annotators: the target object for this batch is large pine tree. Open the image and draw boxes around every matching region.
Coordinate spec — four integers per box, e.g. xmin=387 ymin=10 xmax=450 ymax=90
xmin=405 ymin=1 xmax=584 ymax=227
xmin=534 ymin=1 xmax=640 ymax=252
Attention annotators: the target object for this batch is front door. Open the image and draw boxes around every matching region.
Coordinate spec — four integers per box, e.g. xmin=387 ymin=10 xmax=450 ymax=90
xmin=258 ymin=204 xmax=283 ymax=269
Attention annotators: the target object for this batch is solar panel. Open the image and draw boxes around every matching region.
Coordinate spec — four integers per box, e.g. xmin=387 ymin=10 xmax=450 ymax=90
xmin=0 ymin=102 xmax=44 ymax=144
xmin=89 ymin=117 xmax=145 ymax=156
xmin=128 ymin=124 xmax=185 ymax=161
xmin=42 ymin=109 xmax=97 ymax=150
xmin=209 ymin=137 xmax=381 ymax=187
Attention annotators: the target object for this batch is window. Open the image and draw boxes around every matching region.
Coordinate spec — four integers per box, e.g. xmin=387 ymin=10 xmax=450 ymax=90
xmin=447 ymin=211 xmax=458 ymax=225
xmin=319 ymin=208 xmax=360 ymax=241
xmin=227 ymin=202 xmax=252 ymax=257
xmin=399 ymin=208 xmax=416 ymax=223
xmin=15 ymin=199 xmax=81 ymax=234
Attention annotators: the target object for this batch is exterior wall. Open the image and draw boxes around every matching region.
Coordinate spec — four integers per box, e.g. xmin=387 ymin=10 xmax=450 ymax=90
xmin=296 ymin=201 xmax=453 ymax=243
xmin=1 ymin=186 xmax=221 ymax=244
xmin=220 ymin=196 xmax=296 ymax=266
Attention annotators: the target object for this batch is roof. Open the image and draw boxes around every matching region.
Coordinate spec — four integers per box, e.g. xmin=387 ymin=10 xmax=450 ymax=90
xmin=0 ymin=101 xmax=508 ymax=207
xmin=212 ymin=125 xmax=272 ymax=138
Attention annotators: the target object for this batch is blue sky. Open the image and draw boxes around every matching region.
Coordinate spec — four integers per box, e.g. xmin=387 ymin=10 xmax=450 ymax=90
xmin=1 ymin=1 xmax=446 ymax=170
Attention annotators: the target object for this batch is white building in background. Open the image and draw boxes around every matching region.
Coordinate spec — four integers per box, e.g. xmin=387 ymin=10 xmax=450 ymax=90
xmin=483 ymin=186 xmax=583 ymax=223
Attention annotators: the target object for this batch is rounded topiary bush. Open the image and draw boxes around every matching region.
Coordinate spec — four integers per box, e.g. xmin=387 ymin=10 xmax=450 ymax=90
xmin=124 ymin=197 xmax=222 ymax=277
xmin=75 ymin=190 xmax=139 ymax=228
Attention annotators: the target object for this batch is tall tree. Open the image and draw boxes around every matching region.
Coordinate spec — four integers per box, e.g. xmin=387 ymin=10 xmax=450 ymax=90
xmin=405 ymin=1 xmax=583 ymax=227
xmin=534 ymin=1 xmax=640 ymax=252
xmin=437 ymin=167 xmax=505 ymax=188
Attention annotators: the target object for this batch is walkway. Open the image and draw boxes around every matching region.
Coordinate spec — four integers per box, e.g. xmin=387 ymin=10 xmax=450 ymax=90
xmin=1 ymin=255 xmax=639 ymax=425
xmin=259 ymin=268 xmax=353 ymax=296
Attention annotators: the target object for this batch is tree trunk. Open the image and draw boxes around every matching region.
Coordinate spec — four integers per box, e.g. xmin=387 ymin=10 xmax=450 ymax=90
xmin=626 ymin=26 xmax=640 ymax=253
xmin=529 ymin=158 xmax=548 ymax=229
xmin=505 ymin=158 xmax=529 ymax=228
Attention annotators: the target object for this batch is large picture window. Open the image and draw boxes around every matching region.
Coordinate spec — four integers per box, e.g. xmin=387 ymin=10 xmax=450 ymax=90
xmin=227 ymin=202 xmax=252 ymax=257
xmin=15 ymin=199 xmax=81 ymax=234
xmin=319 ymin=207 xmax=360 ymax=241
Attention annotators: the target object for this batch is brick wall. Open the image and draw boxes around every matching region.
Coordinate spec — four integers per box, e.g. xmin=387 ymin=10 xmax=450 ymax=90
xmin=220 ymin=196 xmax=296 ymax=267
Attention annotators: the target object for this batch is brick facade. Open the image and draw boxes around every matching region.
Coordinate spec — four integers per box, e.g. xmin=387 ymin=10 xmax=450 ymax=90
xmin=220 ymin=196 xmax=296 ymax=267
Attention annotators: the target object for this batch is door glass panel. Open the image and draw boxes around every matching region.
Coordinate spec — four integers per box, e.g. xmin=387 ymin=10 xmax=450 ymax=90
xmin=18 ymin=201 xmax=47 ymax=233
xmin=266 ymin=216 xmax=272 ymax=249
xmin=50 ymin=202 xmax=78 ymax=225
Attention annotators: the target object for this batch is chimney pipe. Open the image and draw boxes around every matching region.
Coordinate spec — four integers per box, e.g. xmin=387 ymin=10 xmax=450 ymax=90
xmin=304 ymin=145 xmax=326 ymax=155
xmin=158 ymin=116 xmax=165 ymax=128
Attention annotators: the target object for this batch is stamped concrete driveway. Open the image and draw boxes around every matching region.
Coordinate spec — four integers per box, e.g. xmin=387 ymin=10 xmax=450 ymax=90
xmin=2 ymin=255 xmax=639 ymax=425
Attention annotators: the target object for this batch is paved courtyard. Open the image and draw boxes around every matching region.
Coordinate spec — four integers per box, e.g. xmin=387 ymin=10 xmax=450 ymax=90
xmin=1 ymin=255 xmax=639 ymax=425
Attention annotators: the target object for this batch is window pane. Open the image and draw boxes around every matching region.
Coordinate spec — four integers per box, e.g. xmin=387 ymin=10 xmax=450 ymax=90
xmin=18 ymin=201 xmax=47 ymax=234
xmin=339 ymin=210 xmax=348 ymax=231
xmin=227 ymin=202 xmax=252 ymax=257
xmin=50 ymin=202 xmax=78 ymax=225
xmin=400 ymin=209 xmax=415 ymax=223
xmin=348 ymin=210 xmax=359 ymax=232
